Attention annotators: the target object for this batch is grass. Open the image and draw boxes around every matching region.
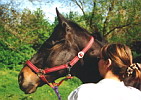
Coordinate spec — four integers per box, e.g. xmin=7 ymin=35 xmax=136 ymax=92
xmin=0 ymin=69 xmax=82 ymax=100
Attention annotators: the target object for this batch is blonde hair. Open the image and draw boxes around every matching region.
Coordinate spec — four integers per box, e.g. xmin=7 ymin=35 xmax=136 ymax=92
xmin=101 ymin=43 xmax=141 ymax=82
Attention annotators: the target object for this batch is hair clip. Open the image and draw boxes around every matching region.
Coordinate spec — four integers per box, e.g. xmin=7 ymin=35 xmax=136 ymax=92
xmin=127 ymin=63 xmax=139 ymax=76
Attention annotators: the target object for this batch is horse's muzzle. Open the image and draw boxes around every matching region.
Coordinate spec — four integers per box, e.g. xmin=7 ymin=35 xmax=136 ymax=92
xmin=18 ymin=71 xmax=38 ymax=94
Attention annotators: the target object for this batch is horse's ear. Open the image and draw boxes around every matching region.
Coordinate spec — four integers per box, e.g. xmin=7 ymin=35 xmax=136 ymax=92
xmin=56 ymin=8 xmax=67 ymax=24
xmin=56 ymin=8 xmax=71 ymax=34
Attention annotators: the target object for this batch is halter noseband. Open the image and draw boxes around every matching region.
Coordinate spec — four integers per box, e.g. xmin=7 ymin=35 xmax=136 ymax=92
xmin=26 ymin=36 xmax=94 ymax=99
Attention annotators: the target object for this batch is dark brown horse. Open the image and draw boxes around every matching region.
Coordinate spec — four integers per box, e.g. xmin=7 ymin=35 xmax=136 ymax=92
xmin=18 ymin=8 xmax=141 ymax=95
xmin=18 ymin=8 xmax=104 ymax=94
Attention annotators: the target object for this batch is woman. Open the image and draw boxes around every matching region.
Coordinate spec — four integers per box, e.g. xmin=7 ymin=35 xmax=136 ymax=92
xmin=68 ymin=43 xmax=141 ymax=100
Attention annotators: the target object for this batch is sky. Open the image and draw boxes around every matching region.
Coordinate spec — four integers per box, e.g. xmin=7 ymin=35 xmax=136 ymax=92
xmin=0 ymin=0 xmax=82 ymax=22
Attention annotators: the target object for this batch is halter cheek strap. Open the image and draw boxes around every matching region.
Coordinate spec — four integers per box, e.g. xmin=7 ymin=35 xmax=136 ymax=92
xmin=26 ymin=36 xmax=94 ymax=100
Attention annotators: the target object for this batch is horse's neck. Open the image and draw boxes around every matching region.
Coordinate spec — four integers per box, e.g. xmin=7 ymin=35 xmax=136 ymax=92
xmin=74 ymin=34 xmax=91 ymax=49
xmin=74 ymin=56 xmax=102 ymax=83
xmin=71 ymin=34 xmax=102 ymax=83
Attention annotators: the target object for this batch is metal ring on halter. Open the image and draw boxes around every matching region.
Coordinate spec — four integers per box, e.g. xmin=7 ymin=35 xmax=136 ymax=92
xmin=78 ymin=51 xmax=84 ymax=58
xmin=37 ymin=69 xmax=45 ymax=77
xmin=67 ymin=63 xmax=72 ymax=74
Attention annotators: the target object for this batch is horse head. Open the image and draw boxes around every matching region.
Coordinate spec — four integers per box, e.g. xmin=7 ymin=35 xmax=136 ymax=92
xmin=18 ymin=8 xmax=104 ymax=94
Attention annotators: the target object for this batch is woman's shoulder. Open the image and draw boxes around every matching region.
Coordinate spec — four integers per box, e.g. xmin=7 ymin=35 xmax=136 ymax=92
xmin=126 ymin=86 xmax=141 ymax=97
xmin=127 ymin=86 xmax=141 ymax=93
xmin=79 ymin=83 xmax=96 ymax=87
xmin=77 ymin=83 xmax=97 ymax=90
xmin=68 ymin=83 xmax=97 ymax=100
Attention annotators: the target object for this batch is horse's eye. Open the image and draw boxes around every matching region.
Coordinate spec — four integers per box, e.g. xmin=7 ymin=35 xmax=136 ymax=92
xmin=46 ymin=39 xmax=65 ymax=49
xmin=52 ymin=39 xmax=65 ymax=46
xmin=55 ymin=39 xmax=65 ymax=44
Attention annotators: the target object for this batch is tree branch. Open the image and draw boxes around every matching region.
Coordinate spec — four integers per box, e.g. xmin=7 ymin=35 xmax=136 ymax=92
xmin=102 ymin=0 xmax=116 ymax=35
xmin=72 ymin=0 xmax=85 ymax=16
xmin=104 ymin=22 xmax=141 ymax=37
xmin=89 ymin=1 xmax=96 ymax=31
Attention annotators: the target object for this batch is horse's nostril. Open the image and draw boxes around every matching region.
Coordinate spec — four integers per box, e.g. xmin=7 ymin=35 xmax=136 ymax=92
xmin=18 ymin=72 xmax=24 ymax=84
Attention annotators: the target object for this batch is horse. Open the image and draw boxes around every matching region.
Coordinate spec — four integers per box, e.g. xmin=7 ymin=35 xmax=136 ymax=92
xmin=18 ymin=8 xmax=105 ymax=95
xmin=18 ymin=8 xmax=141 ymax=96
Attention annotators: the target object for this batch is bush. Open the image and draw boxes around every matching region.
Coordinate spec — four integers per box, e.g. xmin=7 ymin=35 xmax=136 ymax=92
xmin=0 ymin=42 xmax=35 ymax=70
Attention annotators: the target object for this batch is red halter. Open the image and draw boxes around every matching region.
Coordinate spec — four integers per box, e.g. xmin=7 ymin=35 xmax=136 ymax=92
xmin=26 ymin=36 xmax=94 ymax=88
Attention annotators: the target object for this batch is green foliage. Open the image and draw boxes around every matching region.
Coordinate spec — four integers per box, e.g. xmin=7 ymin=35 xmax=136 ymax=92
xmin=65 ymin=0 xmax=141 ymax=49
xmin=0 ymin=42 xmax=35 ymax=70
xmin=0 ymin=7 xmax=55 ymax=70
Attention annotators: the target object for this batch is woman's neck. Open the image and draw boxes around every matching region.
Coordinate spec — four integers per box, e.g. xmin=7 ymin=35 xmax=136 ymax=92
xmin=104 ymin=71 xmax=121 ymax=81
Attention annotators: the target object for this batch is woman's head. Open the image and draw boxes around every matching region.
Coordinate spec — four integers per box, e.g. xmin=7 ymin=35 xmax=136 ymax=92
xmin=98 ymin=43 xmax=141 ymax=82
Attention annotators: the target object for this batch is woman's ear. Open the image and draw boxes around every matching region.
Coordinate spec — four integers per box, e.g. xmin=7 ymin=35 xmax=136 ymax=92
xmin=106 ymin=59 xmax=112 ymax=69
